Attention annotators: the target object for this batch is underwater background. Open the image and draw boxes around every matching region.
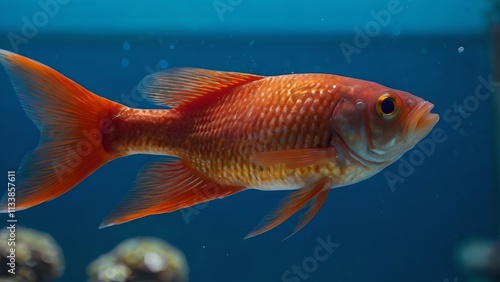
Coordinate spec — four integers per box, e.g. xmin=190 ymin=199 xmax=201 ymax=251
xmin=0 ymin=0 xmax=498 ymax=281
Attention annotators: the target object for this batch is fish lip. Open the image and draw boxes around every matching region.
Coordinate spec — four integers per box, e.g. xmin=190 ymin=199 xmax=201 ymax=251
xmin=404 ymin=101 xmax=440 ymax=141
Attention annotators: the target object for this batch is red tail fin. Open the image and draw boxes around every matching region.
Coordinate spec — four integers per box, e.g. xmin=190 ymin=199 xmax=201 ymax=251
xmin=0 ymin=50 xmax=123 ymax=211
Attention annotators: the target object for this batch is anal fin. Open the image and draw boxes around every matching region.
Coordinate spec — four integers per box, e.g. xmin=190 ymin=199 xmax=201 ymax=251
xmin=245 ymin=177 xmax=331 ymax=239
xmin=100 ymin=158 xmax=245 ymax=227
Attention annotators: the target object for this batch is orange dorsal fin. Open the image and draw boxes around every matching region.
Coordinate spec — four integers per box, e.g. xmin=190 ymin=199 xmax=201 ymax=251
xmin=252 ymin=148 xmax=337 ymax=169
xmin=245 ymin=177 xmax=331 ymax=239
xmin=100 ymin=158 xmax=245 ymax=227
xmin=138 ymin=67 xmax=264 ymax=109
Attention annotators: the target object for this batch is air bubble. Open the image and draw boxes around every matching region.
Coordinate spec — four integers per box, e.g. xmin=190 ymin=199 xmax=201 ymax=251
xmin=458 ymin=46 xmax=465 ymax=53
xmin=121 ymin=58 xmax=129 ymax=67
xmin=122 ymin=41 xmax=130 ymax=51
xmin=159 ymin=59 xmax=168 ymax=70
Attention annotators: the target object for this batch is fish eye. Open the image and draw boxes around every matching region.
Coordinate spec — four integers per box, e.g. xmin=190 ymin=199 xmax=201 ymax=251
xmin=376 ymin=93 xmax=401 ymax=120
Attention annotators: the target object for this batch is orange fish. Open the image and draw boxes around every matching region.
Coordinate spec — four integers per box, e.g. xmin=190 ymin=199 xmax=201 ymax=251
xmin=0 ymin=50 xmax=439 ymax=238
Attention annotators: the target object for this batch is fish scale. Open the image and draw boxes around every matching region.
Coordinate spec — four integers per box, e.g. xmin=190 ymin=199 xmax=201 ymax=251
xmin=170 ymin=75 xmax=351 ymax=189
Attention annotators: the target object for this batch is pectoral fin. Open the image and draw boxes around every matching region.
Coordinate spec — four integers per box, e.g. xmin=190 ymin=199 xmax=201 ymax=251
xmin=251 ymin=148 xmax=336 ymax=169
xmin=245 ymin=177 xmax=331 ymax=239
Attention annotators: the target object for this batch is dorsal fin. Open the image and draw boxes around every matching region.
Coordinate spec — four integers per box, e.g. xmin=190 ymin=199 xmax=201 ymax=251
xmin=138 ymin=68 xmax=264 ymax=108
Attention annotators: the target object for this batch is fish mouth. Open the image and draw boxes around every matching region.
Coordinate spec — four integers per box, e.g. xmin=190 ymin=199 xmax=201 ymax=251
xmin=404 ymin=101 xmax=440 ymax=142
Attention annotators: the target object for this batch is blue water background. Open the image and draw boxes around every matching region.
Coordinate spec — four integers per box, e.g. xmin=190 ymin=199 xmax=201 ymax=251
xmin=0 ymin=0 xmax=498 ymax=281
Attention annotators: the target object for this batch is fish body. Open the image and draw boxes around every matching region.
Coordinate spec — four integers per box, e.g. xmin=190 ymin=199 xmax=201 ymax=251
xmin=111 ymin=74 xmax=375 ymax=189
xmin=0 ymin=50 xmax=439 ymax=238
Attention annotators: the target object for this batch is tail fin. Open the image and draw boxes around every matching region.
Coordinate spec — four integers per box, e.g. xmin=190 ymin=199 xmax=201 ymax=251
xmin=0 ymin=50 xmax=124 ymax=211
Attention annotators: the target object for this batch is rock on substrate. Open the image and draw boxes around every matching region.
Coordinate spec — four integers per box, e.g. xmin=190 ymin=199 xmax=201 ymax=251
xmin=87 ymin=237 xmax=188 ymax=282
xmin=0 ymin=226 xmax=65 ymax=282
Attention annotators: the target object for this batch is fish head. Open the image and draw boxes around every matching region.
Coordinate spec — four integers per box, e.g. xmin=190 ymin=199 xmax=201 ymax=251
xmin=331 ymin=81 xmax=440 ymax=166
